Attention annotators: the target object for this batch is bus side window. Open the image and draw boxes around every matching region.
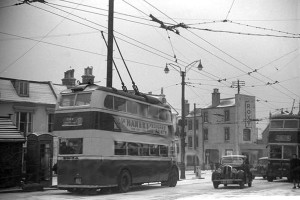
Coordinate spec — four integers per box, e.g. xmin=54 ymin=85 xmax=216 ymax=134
xmin=138 ymin=103 xmax=148 ymax=117
xmin=140 ymin=144 xmax=149 ymax=156
xmin=159 ymin=145 xmax=168 ymax=157
xmin=128 ymin=142 xmax=139 ymax=156
xmin=114 ymin=141 xmax=127 ymax=155
xmin=150 ymin=144 xmax=159 ymax=156
xmin=114 ymin=97 xmax=126 ymax=112
xmin=127 ymin=100 xmax=138 ymax=114
xmin=149 ymin=106 xmax=159 ymax=119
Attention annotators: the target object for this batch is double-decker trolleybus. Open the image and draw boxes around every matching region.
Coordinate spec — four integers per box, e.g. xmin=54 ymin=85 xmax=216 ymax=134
xmin=53 ymin=83 xmax=179 ymax=193
xmin=267 ymin=113 xmax=300 ymax=182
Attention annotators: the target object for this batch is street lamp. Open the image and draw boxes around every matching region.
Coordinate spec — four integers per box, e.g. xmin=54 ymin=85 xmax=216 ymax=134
xmin=164 ymin=60 xmax=203 ymax=179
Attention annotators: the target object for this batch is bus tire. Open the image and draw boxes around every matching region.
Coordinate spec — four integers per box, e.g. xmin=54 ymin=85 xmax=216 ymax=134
xmin=167 ymin=168 xmax=178 ymax=187
xmin=118 ymin=170 xmax=131 ymax=193
xmin=267 ymin=176 xmax=273 ymax=182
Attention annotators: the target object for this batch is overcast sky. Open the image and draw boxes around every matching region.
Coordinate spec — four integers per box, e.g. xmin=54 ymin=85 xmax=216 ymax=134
xmin=0 ymin=0 xmax=299 ymax=134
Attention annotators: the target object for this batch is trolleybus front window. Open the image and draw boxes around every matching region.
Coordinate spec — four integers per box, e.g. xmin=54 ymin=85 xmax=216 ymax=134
xmin=60 ymin=94 xmax=76 ymax=107
xmin=75 ymin=93 xmax=91 ymax=106
xmin=270 ymin=145 xmax=282 ymax=159
xmin=270 ymin=120 xmax=284 ymax=128
xmin=284 ymin=120 xmax=298 ymax=128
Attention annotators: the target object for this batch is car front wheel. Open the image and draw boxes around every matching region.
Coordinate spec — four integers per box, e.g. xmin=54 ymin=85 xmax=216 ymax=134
xmin=239 ymin=181 xmax=244 ymax=189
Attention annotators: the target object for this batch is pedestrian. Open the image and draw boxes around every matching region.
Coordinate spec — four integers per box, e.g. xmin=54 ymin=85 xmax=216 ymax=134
xmin=290 ymin=154 xmax=300 ymax=189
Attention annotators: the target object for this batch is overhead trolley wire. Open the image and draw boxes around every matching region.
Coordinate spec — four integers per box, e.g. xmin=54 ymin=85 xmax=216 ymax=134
xmin=139 ymin=0 xmax=296 ymax=108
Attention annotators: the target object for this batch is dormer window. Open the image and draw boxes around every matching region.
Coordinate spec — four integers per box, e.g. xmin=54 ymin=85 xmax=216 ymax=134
xmin=11 ymin=80 xmax=29 ymax=97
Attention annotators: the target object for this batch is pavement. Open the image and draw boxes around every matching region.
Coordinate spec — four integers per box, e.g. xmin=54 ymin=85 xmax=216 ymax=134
xmin=0 ymin=170 xmax=212 ymax=193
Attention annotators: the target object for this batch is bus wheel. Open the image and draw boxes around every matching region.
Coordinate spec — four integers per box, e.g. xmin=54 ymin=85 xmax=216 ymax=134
xmin=67 ymin=188 xmax=76 ymax=193
xmin=213 ymin=182 xmax=219 ymax=189
xmin=118 ymin=170 xmax=131 ymax=193
xmin=167 ymin=168 xmax=178 ymax=187
xmin=267 ymin=176 xmax=273 ymax=182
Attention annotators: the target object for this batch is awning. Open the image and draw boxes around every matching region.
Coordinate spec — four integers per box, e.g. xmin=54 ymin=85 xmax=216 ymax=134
xmin=0 ymin=116 xmax=25 ymax=142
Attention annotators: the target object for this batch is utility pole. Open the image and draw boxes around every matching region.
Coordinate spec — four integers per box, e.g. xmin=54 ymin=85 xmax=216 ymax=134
xmin=106 ymin=0 xmax=114 ymax=87
xmin=180 ymin=71 xmax=186 ymax=179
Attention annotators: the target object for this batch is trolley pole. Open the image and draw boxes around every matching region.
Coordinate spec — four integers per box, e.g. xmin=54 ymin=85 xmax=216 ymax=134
xmin=106 ymin=0 xmax=114 ymax=87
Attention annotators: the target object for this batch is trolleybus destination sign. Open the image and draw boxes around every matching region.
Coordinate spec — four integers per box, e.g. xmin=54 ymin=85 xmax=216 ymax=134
xmin=114 ymin=116 xmax=168 ymax=136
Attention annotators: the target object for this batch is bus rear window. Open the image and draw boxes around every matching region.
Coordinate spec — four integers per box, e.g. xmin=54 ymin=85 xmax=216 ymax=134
xmin=59 ymin=138 xmax=83 ymax=154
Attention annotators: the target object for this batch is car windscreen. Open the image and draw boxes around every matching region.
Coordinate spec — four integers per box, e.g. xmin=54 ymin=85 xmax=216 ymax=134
xmin=221 ymin=157 xmax=244 ymax=165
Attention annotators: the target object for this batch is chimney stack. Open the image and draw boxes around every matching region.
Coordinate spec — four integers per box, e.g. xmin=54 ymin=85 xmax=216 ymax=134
xmin=82 ymin=66 xmax=95 ymax=84
xmin=212 ymin=88 xmax=220 ymax=107
xmin=62 ymin=69 xmax=76 ymax=88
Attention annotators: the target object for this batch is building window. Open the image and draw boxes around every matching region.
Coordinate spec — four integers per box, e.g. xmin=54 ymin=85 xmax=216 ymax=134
xmin=224 ymin=127 xmax=230 ymax=141
xmin=203 ymin=128 xmax=208 ymax=141
xmin=11 ymin=80 xmax=29 ymax=97
xmin=48 ymin=114 xmax=54 ymax=132
xmin=16 ymin=112 xmax=32 ymax=135
xmin=188 ymin=120 xmax=193 ymax=130
xmin=188 ymin=136 xmax=193 ymax=148
xmin=224 ymin=110 xmax=230 ymax=121
xmin=203 ymin=112 xmax=208 ymax=123
xmin=243 ymin=129 xmax=251 ymax=141
xmin=195 ymin=135 xmax=199 ymax=148
xmin=195 ymin=119 xmax=199 ymax=130
xmin=225 ymin=149 xmax=233 ymax=156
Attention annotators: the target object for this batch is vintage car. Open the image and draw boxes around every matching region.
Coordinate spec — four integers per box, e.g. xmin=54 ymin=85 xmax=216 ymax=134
xmin=250 ymin=157 xmax=268 ymax=179
xmin=212 ymin=155 xmax=253 ymax=189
